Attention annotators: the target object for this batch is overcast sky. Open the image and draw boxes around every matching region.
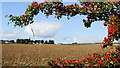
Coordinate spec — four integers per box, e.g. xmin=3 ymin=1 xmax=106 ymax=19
xmin=1 ymin=2 xmax=109 ymax=44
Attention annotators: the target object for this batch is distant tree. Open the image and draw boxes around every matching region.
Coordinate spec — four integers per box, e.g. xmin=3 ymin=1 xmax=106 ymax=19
xmin=24 ymin=39 xmax=30 ymax=44
xmin=41 ymin=40 xmax=44 ymax=44
xmin=34 ymin=40 xmax=41 ymax=44
xmin=38 ymin=40 xmax=41 ymax=44
xmin=0 ymin=40 xmax=5 ymax=44
xmin=44 ymin=40 xmax=49 ymax=44
xmin=48 ymin=40 xmax=55 ymax=44
xmin=16 ymin=39 xmax=30 ymax=44
xmin=16 ymin=39 xmax=20 ymax=44
xmin=72 ymin=42 xmax=77 ymax=44
xmin=20 ymin=39 xmax=23 ymax=44
xmin=5 ymin=40 xmax=9 ymax=43
xmin=9 ymin=40 xmax=14 ymax=43
xmin=30 ymin=40 xmax=34 ymax=44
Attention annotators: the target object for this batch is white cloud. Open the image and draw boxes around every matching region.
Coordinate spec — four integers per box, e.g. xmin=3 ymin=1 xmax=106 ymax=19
xmin=0 ymin=30 xmax=22 ymax=40
xmin=64 ymin=36 xmax=103 ymax=43
xmin=25 ymin=21 xmax=63 ymax=38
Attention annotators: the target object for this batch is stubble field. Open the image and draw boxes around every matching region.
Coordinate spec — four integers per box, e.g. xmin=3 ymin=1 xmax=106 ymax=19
xmin=2 ymin=44 xmax=115 ymax=66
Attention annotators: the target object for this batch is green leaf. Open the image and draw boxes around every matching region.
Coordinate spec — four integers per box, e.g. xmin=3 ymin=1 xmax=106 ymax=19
xmin=117 ymin=34 xmax=119 ymax=36
xmin=110 ymin=61 xmax=113 ymax=64
xmin=94 ymin=64 xmax=98 ymax=66
xmin=70 ymin=13 xmax=72 ymax=16
xmin=67 ymin=16 xmax=70 ymax=20
xmin=73 ymin=9 xmax=76 ymax=11
xmin=25 ymin=11 xmax=32 ymax=14
xmin=69 ymin=64 xmax=74 ymax=66
xmin=101 ymin=57 xmax=104 ymax=60
xmin=14 ymin=25 xmax=17 ymax=28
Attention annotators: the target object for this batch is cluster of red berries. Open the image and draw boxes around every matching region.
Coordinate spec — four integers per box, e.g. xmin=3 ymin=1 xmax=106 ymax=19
xmin=48 ymin=50 xmax=120 ymax=67
xmin=48 ymin=57 xmax=83 ymax=66
xmin=102 ymin=15 xmax=120 ymax=48
xmin=82 ymin=50 xmax=120 ymax=66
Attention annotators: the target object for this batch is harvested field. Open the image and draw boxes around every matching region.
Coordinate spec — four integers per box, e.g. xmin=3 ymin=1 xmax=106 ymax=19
xmin=2 ymin=44 xmax=116 ymax=66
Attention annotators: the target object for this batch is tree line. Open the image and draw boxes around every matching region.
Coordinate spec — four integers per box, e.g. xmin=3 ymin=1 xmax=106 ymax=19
xmin=0 ymin=39 xmax=54 ymax=44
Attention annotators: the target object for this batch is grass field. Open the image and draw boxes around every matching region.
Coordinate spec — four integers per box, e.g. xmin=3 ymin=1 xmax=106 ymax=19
xmin=2 ymin=43 xmax=116 ymax=66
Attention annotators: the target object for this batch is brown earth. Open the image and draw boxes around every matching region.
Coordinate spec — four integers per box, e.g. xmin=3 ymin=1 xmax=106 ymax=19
xmin=2 ymin=43 xmax=116 ymax=66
